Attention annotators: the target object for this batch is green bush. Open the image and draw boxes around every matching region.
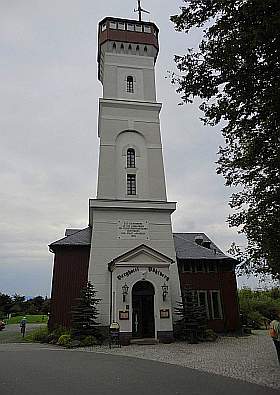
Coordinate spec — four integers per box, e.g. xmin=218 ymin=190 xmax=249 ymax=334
xmin=57 ymin=334 xmax=71 ymax=346
xmin=81 ymin=336 xmax=98 ymax=347
xmin=238 ymin=287 xmax=280 ymax=329
xmin=25 ymin=327 xmax=49 ymax=343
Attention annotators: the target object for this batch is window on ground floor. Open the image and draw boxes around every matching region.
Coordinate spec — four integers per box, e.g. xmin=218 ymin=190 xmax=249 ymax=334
xmin=210 ymin=290 xmax=223 ymax=319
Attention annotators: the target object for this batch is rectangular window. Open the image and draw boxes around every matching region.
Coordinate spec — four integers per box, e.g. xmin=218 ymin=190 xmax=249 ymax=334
xmin=183 ymin=261 xmax=192 ymax=272
xmin=208 ymin=262 xmax=217 ymax=272
xmin=109 ymin=21 xmax=117 ymax=29
xmin=195 ymin=260 xmax=205 ymax=272
xmin=197 ymin=290 xmax=210 ymax=319
xmin=101 ymin=23 xmax=107 ymax=32
xmin=127 ymin=23 xmax=135 ymax=31
xmin=210 ymin=290 xmax=223 ymax=319
xmin=127 ymin=174 xmax=136 ymax=195
xmin=118 ymin=22 xmax=125 ymax=30
xmin=143 ymin=26 xmax=151 ymax=33
xmin=135 ymin=24 xmax=142 ymax=32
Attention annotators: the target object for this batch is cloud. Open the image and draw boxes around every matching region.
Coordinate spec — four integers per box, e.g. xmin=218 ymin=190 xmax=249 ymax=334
xmin=0 ymin=0 xmax=259 ymax=296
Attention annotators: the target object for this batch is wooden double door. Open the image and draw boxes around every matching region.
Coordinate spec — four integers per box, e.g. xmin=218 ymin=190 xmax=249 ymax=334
xmin=132 ymin=281 xmax=155 ymax=338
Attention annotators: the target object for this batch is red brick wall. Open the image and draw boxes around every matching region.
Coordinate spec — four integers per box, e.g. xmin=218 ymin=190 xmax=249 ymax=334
xmin=178 ymin=260 xmax=240 ymax=332
xmin=48 ymin=247 xmax=90 ymax=330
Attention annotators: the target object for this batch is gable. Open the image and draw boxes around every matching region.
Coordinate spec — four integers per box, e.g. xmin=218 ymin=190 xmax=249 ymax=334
xmin=122 ymin=250 xmax=164 ymax=263
xmin=109 ymin=244 xmax=174 ymax=268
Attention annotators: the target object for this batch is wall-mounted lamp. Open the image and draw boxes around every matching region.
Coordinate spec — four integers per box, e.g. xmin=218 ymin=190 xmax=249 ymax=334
xmin=162 ymin=282 xmax=168 ymax=301
xmin=122 ymin=283 xmax=129 ymax=302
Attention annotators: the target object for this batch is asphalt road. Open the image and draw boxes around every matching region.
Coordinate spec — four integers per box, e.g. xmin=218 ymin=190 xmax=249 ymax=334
xmin=0 ymin=344 xmax=278 ymax=395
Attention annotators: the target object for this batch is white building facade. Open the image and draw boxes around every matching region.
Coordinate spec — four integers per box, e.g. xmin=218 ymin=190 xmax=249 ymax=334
xmin=88 ymin=17 xmax=181 ymax=343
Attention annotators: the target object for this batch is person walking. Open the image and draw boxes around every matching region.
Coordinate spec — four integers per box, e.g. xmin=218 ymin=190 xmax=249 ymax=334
xmin=20 ymin=317 xmax=27 ymax=338
xmin=269 ymin=313 xmax=280 ymax=364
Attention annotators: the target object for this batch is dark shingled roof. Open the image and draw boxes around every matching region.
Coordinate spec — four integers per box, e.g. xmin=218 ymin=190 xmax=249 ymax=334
xmin=173 ymin=233 xmax=233 ymax=261
xmin=49 ymin=227 xmax=92 ymax=247
xmin=49 ymin=228 xmax=235 ymax=262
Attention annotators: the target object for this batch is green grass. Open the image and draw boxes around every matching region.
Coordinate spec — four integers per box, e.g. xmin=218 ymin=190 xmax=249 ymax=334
xmin=6 ymin=314 xmax=48 ymax=324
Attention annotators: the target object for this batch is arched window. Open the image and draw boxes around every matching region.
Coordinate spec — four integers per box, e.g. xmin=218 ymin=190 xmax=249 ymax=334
xmin=127 ymin=148 xmax=135 ymax=168
xmin=127 ymin=76 xmax=134 ymax=93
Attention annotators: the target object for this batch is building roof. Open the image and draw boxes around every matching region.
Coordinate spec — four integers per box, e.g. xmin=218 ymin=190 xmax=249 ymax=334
xmin=173 ymin=233 xmax=234 ymax=261
xmin=49 ymin=227 xmax=92 ymax=248
xmin=49 ymin=228 xmax=235 ymax=262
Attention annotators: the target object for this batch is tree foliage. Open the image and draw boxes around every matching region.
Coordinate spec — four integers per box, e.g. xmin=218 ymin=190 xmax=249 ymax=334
xmin=71 ymin=282 xmax=101 ymax=339
xmin=174 ymin=287 xmax=207 ymax=342
xmin=171 ymin=0 xmax=280 ymax=279
xmin=239 ymin=287 xmax=280 ymax=328
xmin=0 ymin=292 xmax=50 ymax=317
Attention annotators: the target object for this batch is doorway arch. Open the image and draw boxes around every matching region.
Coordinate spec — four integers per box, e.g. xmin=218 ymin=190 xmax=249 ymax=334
xmin=132 ymin=281 xmax=155 ymax=338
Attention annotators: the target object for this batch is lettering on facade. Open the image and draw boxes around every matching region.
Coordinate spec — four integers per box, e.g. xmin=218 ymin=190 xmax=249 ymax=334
xmin=117 ymin=267 xmax=140 ymax=280
xmin=148 ymin=267 xmax=169 ymax=281
xmin=117 ymin=220 xmax=149 ymax=240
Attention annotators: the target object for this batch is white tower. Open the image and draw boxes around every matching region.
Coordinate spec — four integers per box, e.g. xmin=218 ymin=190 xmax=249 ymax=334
xmin=88 ymin=17 xmax=180 ymax=343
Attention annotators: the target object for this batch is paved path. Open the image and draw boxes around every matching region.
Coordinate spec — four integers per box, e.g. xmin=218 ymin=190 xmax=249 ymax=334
xmin=0 ymin=343 xmax=278 ymax=395
xmin=2 ymin=323 xmax=46 ymax=333
xmin=86 ymin=331 xmax=280 ymax=390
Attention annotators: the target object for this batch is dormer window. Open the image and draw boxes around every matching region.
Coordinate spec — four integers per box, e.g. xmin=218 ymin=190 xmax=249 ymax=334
xmin=127 ymin=148 xmax=135 ymax=168
xmin=127 ymin=76 xmax=134 ymax=93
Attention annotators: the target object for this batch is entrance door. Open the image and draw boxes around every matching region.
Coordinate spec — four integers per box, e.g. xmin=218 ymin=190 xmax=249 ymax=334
xmin=132 ymin=281 xmax=155 ymax=338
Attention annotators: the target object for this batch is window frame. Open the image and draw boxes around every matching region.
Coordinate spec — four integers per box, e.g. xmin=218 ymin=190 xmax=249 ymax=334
xmin=127 ymin=174 xmax=136 ymax=195
xmin=209 ymin=290 xmax=223 ymax=320
xmin=195 ymin=260 xmax=205 ymax=273
xmin=126 ymin=76 xmax=134 ymax=93
xmin=109 ymin=21 xmax=117 ymax=29
xmin=127 ymin=148 xmax=136 ymax=168
xmin=182 ymin=261 xmax=192 ymax=273
xmin=197 ymin=290 xmax=210 ymax=319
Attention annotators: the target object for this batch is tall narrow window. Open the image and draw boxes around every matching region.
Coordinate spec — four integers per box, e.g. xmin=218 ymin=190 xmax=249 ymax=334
xmin=127 ymin=148 xmax=135 ymax=168
xmin=197 ymin=290 xmax=210 ymax=318
xmin=210 ymin=290 xmax=223 ymax=319
xmin=127 ymin=174 xmax=136 ymax=195
xmin=127 ymin=76 xmax=134 ymax=93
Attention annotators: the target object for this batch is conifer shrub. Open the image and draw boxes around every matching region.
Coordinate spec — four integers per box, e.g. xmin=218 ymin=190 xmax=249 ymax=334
xmin=71 ymin=281 xmax=101 ymax=341
xmin=174 ymin=286 xmax=208 ymax=343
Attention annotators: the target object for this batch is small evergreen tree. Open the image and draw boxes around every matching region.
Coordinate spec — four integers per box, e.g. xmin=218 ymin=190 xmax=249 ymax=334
xmin=71 ymin=282 xmax=101 ymax=340
xmin=174 ymin=286 xmax=207 ymax=343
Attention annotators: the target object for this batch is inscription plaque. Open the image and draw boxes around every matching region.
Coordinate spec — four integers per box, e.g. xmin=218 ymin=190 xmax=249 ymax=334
xmin=117 ymin=220 xmax=149 ymax=240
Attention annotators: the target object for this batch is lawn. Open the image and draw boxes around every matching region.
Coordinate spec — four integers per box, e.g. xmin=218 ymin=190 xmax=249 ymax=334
xmin=6 ymin=315 xmax=48 ymax=324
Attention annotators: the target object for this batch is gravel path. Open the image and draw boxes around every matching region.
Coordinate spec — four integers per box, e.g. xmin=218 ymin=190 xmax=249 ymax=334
xmin=83 ymin=331 xmax=280 ymax=390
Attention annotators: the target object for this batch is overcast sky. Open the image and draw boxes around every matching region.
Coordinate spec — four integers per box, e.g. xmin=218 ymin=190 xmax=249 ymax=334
xmin=1 ymin=0 xmax=268 ymax=297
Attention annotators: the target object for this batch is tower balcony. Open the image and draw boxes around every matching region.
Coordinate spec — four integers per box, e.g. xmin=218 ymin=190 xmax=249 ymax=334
xmin=98 ymin=17 xmax=159 ymax=81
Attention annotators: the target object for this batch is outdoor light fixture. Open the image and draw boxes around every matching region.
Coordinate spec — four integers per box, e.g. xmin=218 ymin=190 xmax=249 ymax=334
xmin=122 ymin=283 xmax=129 ymax=302
xmin=162 ymin=282 xmax=168 ymax=301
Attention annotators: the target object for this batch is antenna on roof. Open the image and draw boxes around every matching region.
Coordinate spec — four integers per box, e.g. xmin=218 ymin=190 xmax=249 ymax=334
xmin=134 ymin=1 xmax=150 ymax=22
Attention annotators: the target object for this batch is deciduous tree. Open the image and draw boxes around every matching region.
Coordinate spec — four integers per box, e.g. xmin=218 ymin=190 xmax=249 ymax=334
xmin=171 ymin=0 xmax=280 ymax=279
